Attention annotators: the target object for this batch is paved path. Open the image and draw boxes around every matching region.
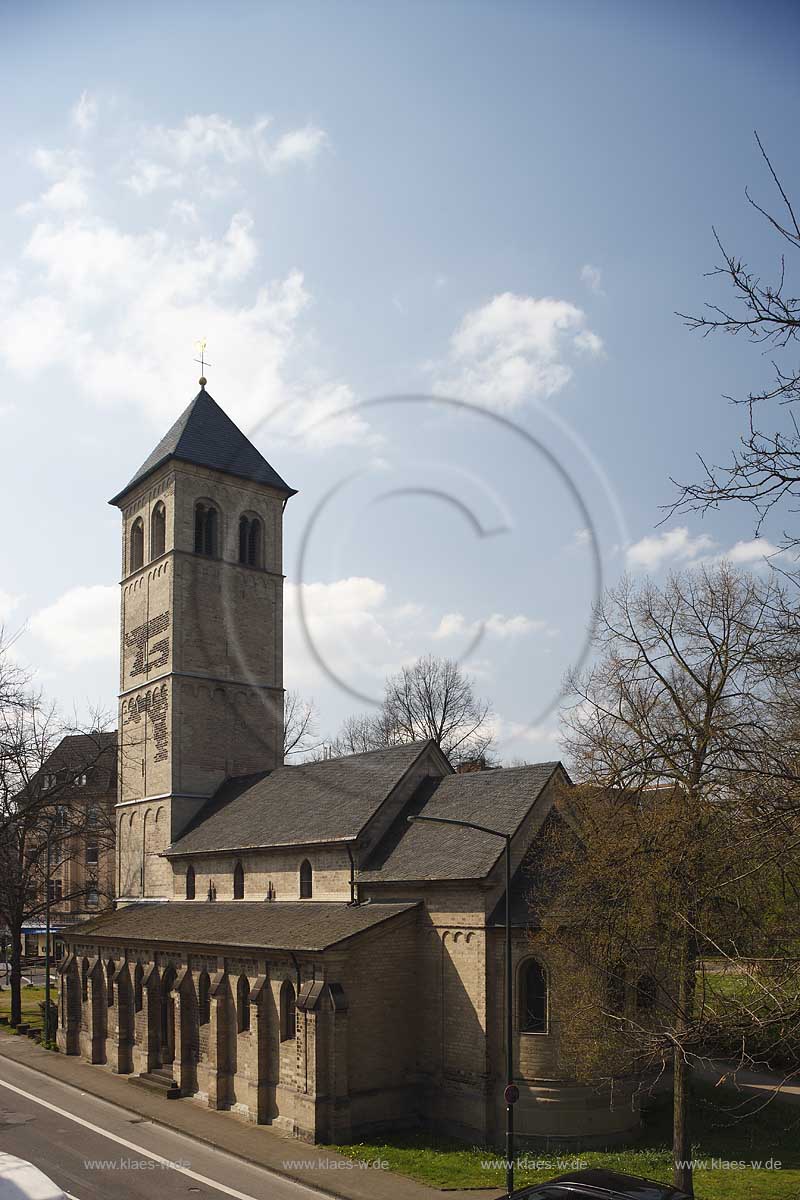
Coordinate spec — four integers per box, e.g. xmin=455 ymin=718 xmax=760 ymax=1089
xmin=0 ymin=1033 xmax=500 ymax=1200
xmin=698 ymin=1060 xmax=800 ymax=1106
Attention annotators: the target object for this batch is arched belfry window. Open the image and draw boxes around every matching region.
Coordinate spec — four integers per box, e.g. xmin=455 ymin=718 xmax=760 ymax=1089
xmin=233 ymin=861 xmax=245 ymax=899
xmin=280 ymin=979 xmax=296 ymax=1042
xmin=151 ymin=501 xmax=166 ymax=559
xmin=299 ymin=859 xmax=313 ymax=899
xmin=237 ymin=974 xmax=251 ymax=1033
xmin=130 ymin=518 xmax=144 ymax=573
xmin=185 ymin=864 xmax=195 ymax=900
xmin=238 ymin=514 xmax=262 ymax=568
xmin=519 ymin=958 xmax=548 ymax=1033
xmin=194 ymin=502 xmax=219 ymax=558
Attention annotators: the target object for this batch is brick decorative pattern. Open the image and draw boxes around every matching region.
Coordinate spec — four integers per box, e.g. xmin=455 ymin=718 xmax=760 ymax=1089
xmin=126 ymin=610 xmax=170 ymax=677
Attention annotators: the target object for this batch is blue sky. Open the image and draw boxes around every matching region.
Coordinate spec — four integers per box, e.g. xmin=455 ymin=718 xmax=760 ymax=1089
xmin=2 ymin=0 xmax=799 ymax=760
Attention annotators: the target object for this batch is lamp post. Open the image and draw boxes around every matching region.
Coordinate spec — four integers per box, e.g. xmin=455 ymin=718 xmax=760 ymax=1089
xmin=408 ymin=814 xmax=516 ymax=1198
xmin=44 ymin=830 xmax=52 ymax=1045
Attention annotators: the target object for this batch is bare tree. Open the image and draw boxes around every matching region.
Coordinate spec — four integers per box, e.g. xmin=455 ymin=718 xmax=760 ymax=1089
xmin=536 ymin=564 xmax=800 ymax=1198
xmin=672 ymin=134 xmax=800 ymax=548
xmin=0 ymin=666 xmax=114 ymax=1027
xmin=329 ymin=655 xmax=494 ymax=765
xmin=282 ymin=690 xmax=322 ymax=760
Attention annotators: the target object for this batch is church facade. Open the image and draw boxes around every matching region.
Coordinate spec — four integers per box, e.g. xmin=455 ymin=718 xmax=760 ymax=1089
xmin=58 ymin=385 xmax=639 ymax=1148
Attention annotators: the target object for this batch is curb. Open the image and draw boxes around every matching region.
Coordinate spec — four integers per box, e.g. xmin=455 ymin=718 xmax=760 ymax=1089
xmin=0 ymin=1032 xmax=490 ymax=1200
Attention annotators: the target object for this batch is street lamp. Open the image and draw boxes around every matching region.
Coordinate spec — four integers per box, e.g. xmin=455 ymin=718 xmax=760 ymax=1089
xmin=408 ymin=814 xmax=517 ymax=1198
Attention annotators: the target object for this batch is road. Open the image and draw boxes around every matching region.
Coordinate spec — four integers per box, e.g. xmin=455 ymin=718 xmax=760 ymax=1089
xmin=0 ymin=1055 xmax=327 ymax=1200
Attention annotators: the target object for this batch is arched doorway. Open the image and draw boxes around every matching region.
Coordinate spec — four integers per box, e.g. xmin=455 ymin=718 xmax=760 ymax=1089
xmin=159 ymin=965 xmax=176 ymax=1069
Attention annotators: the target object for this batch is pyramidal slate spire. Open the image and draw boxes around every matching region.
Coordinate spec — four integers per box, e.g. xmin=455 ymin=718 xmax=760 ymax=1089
xmin=109 ymin=386 xmax=296 ymax=506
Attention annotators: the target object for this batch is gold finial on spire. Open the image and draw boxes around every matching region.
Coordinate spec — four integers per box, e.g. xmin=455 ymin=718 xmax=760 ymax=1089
xmin=194 ymin=338 xmax=211 ymax=387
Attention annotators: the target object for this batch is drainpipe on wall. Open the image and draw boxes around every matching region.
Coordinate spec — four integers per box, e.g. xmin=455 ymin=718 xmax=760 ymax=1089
xmin=346 ymin=844 xmax=359 ymax=905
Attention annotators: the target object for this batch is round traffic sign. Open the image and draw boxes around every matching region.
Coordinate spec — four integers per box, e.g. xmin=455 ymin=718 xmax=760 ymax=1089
xmin=504 ymin=1083 xmax=520 ymax=1105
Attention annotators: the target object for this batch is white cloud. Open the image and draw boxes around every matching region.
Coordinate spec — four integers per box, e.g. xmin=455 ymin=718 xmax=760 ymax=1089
xmin=724 ymin=538 xmax=782 ymax=564
xmin=71 ymin=91 xmax=98 ymax=134
xmin=625 ymin=527 xmax=715 ymax=571
xmin=269 ymin=125 xmax=328 ymax=171
xmin=0 ymin=591 xmax=21 ymax=625
xmin=171 ymin=199 xmax=200 ymax=225
xmin=434 ymin=291 xmax=603 ymax=411
xmin=20 ymin=149 xmax=91 ymax=213
xmin=125 ymin=114 xmax=328 ymax=195
xmin=580 ymin=263 xmax=603 ymax=294
xmin=433 ymin=610 xmax=548 ymax=640
xmin=29 ymin=585 xmax=118 ymax=667
xmin=284 ymin=577 xmax=397 ymax=689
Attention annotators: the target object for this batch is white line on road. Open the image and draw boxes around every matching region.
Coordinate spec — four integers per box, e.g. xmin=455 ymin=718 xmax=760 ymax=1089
xmin=0 ymin=1075 xmax=321 ymax=1200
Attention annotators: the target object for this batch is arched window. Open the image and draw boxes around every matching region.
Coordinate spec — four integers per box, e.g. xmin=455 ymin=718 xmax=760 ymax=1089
xmin=198 ymin=971 xmax=211 ymax=1024
xmin=134 ymin=962 xmax=143 ymax=1013
xmin=519 ymin=959 xmax=548 ymax=1033
xmin=299 ymin=859 xmax=313 ymax=899
xmin=81 ymin=958 xmax=90 ymax=1002
xmin=194 ymin=502 xmax=219 ymax=558
xmin=636 ymin=974 xmax=657 ymax=1013
xmin=185 ymin=865 xmax=195 ymax=901
xmin=106 ymin=960 xmax=115 ymax=1008
xmin=280 ymin=979 xmax=296 ymax=1042
xmin=237 ymin=974 xmax=251 ymax=1033
xmin=238 ymin=514 xmax=262 ymax=568
xmin=130 ymin=518 xmax=144 ymax=573
xmin=233 ymin=861 xmax=245 ymax=899
xmin=150 ymin=501 xmax=166 ymax=559
xmin=607 ymin=962 xmax=627 ymax=1015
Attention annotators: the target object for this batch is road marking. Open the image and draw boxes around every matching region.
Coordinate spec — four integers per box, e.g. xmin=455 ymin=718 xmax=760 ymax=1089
xmin=0 ymin=1075 xmax=319 ymax=1200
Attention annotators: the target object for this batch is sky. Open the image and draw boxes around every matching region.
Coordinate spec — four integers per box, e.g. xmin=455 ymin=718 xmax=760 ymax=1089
xmin=2 ymin=0 xmax=799 ymax=762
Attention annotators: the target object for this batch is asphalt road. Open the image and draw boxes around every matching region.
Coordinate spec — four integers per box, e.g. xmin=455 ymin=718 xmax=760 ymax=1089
xmin=0 ymin=1055 xmax=327 ymax=1200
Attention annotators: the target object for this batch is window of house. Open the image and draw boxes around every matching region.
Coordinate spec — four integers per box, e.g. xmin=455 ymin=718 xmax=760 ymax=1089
xmin=519 ymin=959 xmax=548 ymax=1033
xmin=194 ymin=502 xmax=219 ymax=557
xmin=186 ymin=864 xmax=195 ymax=900
xmin=76 ymin=773 xmax=88 ymax=788
xmin=151 ymin=501 xmax=166 ymax=559
xmin=86 ymin=885 xmax=99 ymax=908
xmin=237 ymin=974 xmax=251 ymax=1033
xmin=238 ymin=514 xmax=262 ymax=567
xmin=280 ymin=979 xmax=296 ymax=1042
xmin=48 ymin=879 xmax=63 ymax=904
xmin=86 ymin=804 xmax=98 ymax=826
xmin=299 ymin=859 xmax=313 ymax=899
xmin=198 ymin=971 xmax=211 ymax=1024
xmin=86 ymin=842 xmax=98 ymax=866
xmin=233 ymin=861 xmax=245 ymax=899
xmin=55 ymin=805 xmax=68 ymax=828
xmin=130 ymin=517 xmax=144 ymax=572
xmin=607 ymin=963 xmax=627 ymax=1015
xmin=636 ymin=974 xmax=657 ymax=1013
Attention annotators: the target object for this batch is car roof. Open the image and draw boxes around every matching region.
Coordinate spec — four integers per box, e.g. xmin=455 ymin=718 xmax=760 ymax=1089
xmin=0 ymin=1154 xmax=68 ymax=1200
xmin=548 ymin=1168 xmax=687 ymax=1198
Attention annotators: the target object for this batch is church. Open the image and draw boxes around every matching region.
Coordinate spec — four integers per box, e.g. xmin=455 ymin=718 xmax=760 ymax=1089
xmin=58 ymin=381 xmax=639 ymax=1148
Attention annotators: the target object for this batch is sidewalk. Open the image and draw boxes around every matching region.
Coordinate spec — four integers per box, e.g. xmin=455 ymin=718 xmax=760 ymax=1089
xmin=0 ymin=1031 xmax=501 ymax=1200
xmin=698 ymin=1059 xmax=800 ymax=1106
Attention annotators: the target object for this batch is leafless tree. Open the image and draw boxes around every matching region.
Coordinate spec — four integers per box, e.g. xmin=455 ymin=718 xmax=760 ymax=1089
xmin=329 ymin=655 xmax=494 ymax=765
xmin=0 ymin=654 xmax=114 ymax=1027
xmin=282 ymin=690 xmax=322 ymax=760
xmin=672 ymin=134 xmax=800 ymax=549
xmin=535 ymin=564 xmax=800 ymax=1197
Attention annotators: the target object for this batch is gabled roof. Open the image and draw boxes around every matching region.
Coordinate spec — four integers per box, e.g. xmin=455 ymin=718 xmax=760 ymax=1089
xmin=70 ymin=899 xmax=420 ymax=951
xmin=167 ymin=741 xmax=436 ymax=857
xmin=359 ymin=761 xmax=563 ymax=882
xmin=109 ymin=387 xmax=296 ymax=506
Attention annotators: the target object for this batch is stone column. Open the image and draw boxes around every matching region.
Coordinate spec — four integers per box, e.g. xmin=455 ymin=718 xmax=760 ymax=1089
xmin=207 ymin=970 xmax=233 ymax=1110
xmin=87 ymin=956 xmax=107 ymax=1065
xmin=133 ymin=963 xmax=160 ymax=1074
xmin=172 ymin=965 xmax=198 ymax=1096
xmin=108 ymin=961 xmax=134 ymax=1073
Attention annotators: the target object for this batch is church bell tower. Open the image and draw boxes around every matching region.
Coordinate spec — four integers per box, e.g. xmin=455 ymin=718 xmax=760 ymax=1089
xmin=110 ymin=382 xmax=296 ymax=900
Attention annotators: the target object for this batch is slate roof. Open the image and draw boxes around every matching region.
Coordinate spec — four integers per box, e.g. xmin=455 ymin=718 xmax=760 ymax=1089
xmin=69 ymin=900 xmax=419 ymax=951
xmin=359 ymin=762 xmax=562 ymax=882
xmin=167 ymin=741 xmax=435 ymax=856
xmin=109 ymin=387 xmax=296 ymax=505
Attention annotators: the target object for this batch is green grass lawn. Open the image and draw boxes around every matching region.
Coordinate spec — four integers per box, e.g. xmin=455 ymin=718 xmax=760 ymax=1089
xmin=0 ymin=985 xmax=46 ymax=1030
xmin=327 ymin=1084 xmax=800 ymax=1198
